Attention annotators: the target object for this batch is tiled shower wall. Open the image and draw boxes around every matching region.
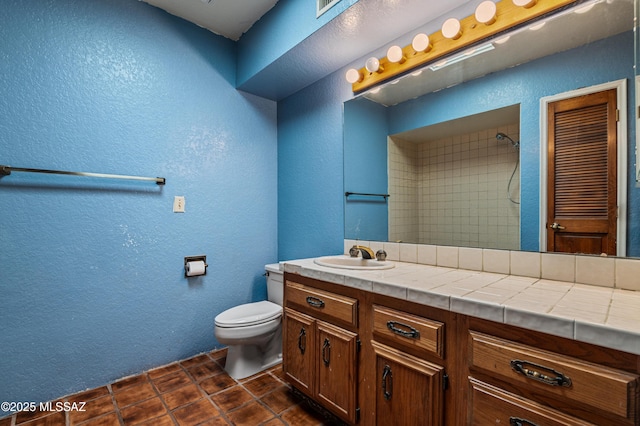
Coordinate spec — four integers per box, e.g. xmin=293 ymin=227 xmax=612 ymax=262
xmin=389 ymin=124 xmax=520 ymax=249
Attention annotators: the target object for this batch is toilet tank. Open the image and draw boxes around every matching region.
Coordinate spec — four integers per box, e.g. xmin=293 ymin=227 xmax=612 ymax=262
xmin=265 ymin=263 xmax=283 ymax=306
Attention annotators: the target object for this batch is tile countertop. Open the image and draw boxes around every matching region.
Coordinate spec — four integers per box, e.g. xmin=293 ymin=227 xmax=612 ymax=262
xmin=282 ymin=257 xmax=640 ymax=356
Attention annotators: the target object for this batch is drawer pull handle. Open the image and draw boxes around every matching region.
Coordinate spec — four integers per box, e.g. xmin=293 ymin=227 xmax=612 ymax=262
xmin=387 ymin=321 xmax=420 ymax=339
xmin=297 ymin=327 xmax=306 ymax=355
xmin=510 ymin=360 xmax=572 ymax=388
xmin=306 ymin=296 xmax=325 ymax=308
xmin=322 ymin=338 xmax=331 ymax=366
xmin=509 ymin=417 xmax=538 ymax=426
xmin=382 ymin=364 xmax=393 ymax=400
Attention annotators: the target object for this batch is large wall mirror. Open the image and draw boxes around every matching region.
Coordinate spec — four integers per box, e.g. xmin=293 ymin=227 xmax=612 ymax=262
xmin=344 ymin=0 xmax=640 ymax=257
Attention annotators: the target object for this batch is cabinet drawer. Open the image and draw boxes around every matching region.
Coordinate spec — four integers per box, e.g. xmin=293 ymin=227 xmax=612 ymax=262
xmin=469 ymin=378 xmax=594 ymax=425
xmin=286 ymin=281 xmax=358 ymax=327
xmin=469 ymin=331 xmax=639 ymax=421
xmin=372 ymin=305 xmax=444 ymax=358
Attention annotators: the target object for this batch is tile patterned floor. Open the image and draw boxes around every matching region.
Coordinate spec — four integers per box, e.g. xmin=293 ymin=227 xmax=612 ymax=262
xmin=0 ymin=349 xmax=341 ymax=426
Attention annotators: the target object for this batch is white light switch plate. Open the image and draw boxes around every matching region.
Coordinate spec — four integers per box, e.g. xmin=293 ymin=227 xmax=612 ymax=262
xmin=173 ymin=196 xmax=185 ymax=213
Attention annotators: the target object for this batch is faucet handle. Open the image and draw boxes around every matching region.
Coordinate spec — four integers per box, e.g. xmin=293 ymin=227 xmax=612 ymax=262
xmin=376 ymin=249 xmax=387 ymax=261
xmin=349 ymin=246 xmax=360 ymax=257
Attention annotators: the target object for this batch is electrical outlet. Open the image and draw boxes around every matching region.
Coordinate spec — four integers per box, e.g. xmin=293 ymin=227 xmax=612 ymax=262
xmin=173 ymin=196 xmax=185 ymax=213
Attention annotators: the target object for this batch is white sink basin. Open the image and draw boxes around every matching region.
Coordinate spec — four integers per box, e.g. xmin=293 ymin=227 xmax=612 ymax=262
xmin=314 ymin=255 xmax=395 ymax=270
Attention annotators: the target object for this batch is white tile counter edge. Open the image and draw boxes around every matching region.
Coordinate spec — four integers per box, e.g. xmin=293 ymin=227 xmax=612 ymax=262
xmin=280 ymin=258 xmax=640 ymax=356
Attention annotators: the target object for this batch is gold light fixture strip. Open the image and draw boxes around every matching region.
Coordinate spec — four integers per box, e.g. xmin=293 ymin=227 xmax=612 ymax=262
xmin=350 ymin=0 xmax=578 ymax=93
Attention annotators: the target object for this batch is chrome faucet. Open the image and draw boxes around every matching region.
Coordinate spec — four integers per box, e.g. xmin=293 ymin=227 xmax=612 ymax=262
xmin=349 ymin=245 xmax=375 ymax=259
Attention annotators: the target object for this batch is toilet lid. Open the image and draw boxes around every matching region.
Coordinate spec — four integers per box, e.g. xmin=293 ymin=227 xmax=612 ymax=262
xmin=215 ymin=300 xmax=282 ymax=327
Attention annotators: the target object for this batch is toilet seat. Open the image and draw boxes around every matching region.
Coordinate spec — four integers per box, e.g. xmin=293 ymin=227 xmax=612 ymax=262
xmin=215 ymin=300 xmax=281 ymax=328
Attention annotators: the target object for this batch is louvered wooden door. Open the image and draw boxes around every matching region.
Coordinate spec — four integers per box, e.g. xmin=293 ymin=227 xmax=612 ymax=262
xmin=547 ymin=89 xmax=617 ymax=255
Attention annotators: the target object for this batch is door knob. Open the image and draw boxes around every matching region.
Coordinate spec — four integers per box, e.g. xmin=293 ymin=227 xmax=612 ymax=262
xmin=549 ymin=222 xmax=566 ymax=230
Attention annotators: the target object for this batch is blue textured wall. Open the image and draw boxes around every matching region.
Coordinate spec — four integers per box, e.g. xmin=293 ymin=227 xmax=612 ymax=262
xmin=277 ymin=72 xmax=349 ymax=260
xmin=0 ymin=0 xmax=277 ymax=404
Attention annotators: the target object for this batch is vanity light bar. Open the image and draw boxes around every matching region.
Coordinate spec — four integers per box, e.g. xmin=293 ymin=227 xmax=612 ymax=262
xmin=347 ymin=0 xmax=579 ymax=93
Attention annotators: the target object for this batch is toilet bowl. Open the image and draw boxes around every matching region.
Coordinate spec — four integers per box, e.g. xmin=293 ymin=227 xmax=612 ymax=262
xmin=214 ymin=264 xmax=283 ymax=379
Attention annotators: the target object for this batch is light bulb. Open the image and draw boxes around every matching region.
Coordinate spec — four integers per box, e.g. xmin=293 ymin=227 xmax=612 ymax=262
xmin=475 ymin=1 xmax=497 ymax=25
xmin=512 ymin=0 xmax=537 ymax=8
xmin=387 ymin=46 xmax=405 ymax=64
xmin=365 ymin=57 xmax=383 ymax=73
xmin=345 ymin=68 xmax=362 ymax=84
xmin=412 ymin=33 xmax=431 ymax=53
xmin=442 ymin=18 xmax=462 ymax=40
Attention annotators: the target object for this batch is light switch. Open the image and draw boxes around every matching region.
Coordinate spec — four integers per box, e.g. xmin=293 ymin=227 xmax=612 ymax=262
xmin=173 ymin=196 xmax=185 ymax=213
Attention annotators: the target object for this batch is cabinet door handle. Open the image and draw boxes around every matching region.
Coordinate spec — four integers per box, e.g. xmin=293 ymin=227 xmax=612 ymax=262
xmin=509 ymin=417 xmax=538 ymax=426
xmin=386 ymin=321 xmax=420 ymax=339
xmin=306 ymin=296 xmax=325 ymax=308
xmin=321 ymin=338 xmax=331 ymax=366
xmin=510 ymin=360 xmax=572 ymax=387
xmin=297 ymin=327 xmax=306 ymax=355
xmin=382 ymin=364 xmax=393 ymax=400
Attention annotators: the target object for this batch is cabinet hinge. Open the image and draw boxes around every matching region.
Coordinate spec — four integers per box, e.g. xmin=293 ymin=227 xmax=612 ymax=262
xmin=442 ymin=373 xmax=449 ymax=391
xmin=356 ymin=339 xmax=361 ymax=353
xmin=356 ymin=407 xmax=360 ymax=422
xmin=616 ymin=109 xmax=620 ymax=122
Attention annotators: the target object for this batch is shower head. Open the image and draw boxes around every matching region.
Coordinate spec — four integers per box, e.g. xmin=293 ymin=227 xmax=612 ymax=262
xmin=496 ymin=132 xmax=519 ymax=149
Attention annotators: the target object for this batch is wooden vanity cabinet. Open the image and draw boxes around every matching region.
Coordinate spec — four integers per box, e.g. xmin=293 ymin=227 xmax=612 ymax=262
xmin=283 ymin=274 xmax=361 ymax=424
xmin=366 ymin=297 xmax=457 ymax=426
xmin=464 ymin=317 xmax=640 ymax=426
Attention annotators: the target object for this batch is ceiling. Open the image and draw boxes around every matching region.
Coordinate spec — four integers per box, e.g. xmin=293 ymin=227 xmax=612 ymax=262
xmin=140 ymin=0 xmax=279 ymax=41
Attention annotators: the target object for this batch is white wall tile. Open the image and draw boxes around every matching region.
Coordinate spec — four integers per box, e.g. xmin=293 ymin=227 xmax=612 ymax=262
xmin=437 ymin=245 xmax=459 ymax=268
xmin=575 ymin=255 xmax=614 ymax=287
xmin=459 ymin=247 xmax=483 ymax=271
xmin=510 ymin=250 xmax=540 ymax=278
xmin=483 ymin=249 xmax=510 ymax=274
xmin=541 ymin=253 xmax=575 ymax=282
xmin=616 ymin=258 xmax=640 ymax=291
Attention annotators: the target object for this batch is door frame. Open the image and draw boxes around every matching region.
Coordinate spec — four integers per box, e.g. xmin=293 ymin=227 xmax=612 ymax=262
xmin=539 ymin=79 xmax=627 ymax=256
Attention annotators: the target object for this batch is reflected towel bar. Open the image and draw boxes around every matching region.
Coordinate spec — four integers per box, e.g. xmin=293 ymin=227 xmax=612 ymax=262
xmin=0 ymin=164 xmax=165 ymax=185
xmin=345 ymin=191 xmax=389 ymax=200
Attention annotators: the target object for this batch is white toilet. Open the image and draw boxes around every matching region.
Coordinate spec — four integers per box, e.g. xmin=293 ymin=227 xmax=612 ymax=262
xmin=214 ymin=263 xmax=283 ymax=379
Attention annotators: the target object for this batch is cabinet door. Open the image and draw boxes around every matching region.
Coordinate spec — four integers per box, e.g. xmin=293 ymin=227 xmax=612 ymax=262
xmin=316 ymin=320 xmax=359 ymax=424
xmin=283 ymin=308 xmax=316 ymax=396
xmin=372 ymin=341 xmax=444 ymax=426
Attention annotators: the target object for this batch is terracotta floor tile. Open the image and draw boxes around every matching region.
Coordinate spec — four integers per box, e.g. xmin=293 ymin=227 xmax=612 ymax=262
xmin=208 ymin=349 xmax=227 ymax=362
xmin=147 ymin=363 xmax=182 ymax=380
xmin=120 ymin=397 xmax=166 ymax=425
xmin=197 ymin=418 xmax=231 ymax=426
xmin=0 ymin=417 xmax=11 ymax=426
xmin=160 ymin=383 xmax=203 ymax=410
xmin=263 ymin=419 xmax=286 ymax=426
xmin=226 ymin=400 xmax=275 ymax=426
xmin=14 ymin=400 xmax=64 ymax=424
xmin=260 ymin=386 xmax=299 ymax=414
xmin=152 ymin=370 xmax=192 ymax=394
xmin=198 ymin=373 xmax=236 ymax=395
xmin=186 ymin=360 xmax=223 ymax=381
xmin=135 ymin=414 xmax=175 ymax=426
xmin=209 ymin=385 xmax=254 ymax=413
xmin=268 ymin=366 xmax=286 ymax=382
xmin=75 ymin=412 xmax=120 ymax=426
xmin=68 ymin=386 xmax=110 ymax=403
xmin=113 ymin=381 xmax=156 ymax=408
xmin=172 ymin=399 xmax=220 ymax=426
xmin=111 ymin=374 xmax=148 ymax=393
xmin=68 ymin=394 xmax=115 ymax=424
xmin=17 ymin=410 xmax=66 ymax=426
xmin=243 ymin=373 xmax=284 ymax=398
xmin=279 ymin=404 xmax=327 ymax=426
xmin=179 ymin=353 xmax=211 ymax=368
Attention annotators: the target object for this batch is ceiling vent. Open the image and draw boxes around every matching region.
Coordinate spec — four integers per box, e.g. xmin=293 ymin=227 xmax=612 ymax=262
xmin=317 ymin=0 xmax=341 ymax=17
